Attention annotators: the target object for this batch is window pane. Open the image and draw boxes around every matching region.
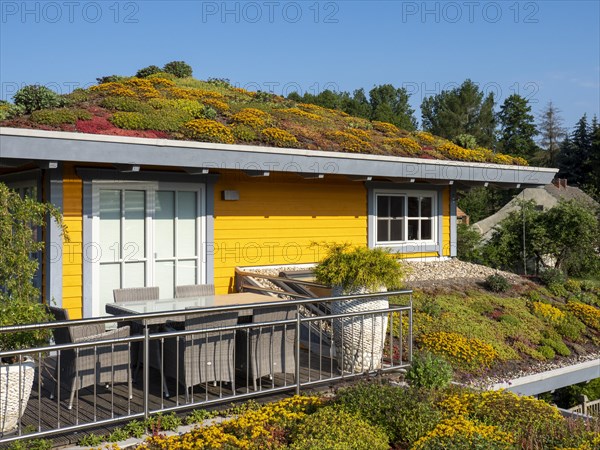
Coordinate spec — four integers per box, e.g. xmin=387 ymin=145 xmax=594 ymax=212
xmin=177 ymin=260 xmax=197 ymax=286
xmin=408 ymin=197 xmax=419 ymax=217
xmin=421 ymin=197 xmax=433 ymax=217
xmin=177 ymin=191 xmax=197 ymax=258
xmin=100 ymin=190 xmax=121 ymax=263
xmin=377 ymin=196 xmax=389 ymax=218
xmin=408 ymin=219 xmax=419 ymax=240
xmin=421 ymin=219 xmax=432 ymax=240
xmin=155 ymin=191 xmax=175 ymax=258
xmin=123 ymin=262 xmax=145 ymax=288
xmin=155 ymin=261 xmax=175 ymax=299
xmin=390 ymin=196 xmax=404 ymax=218
xmin=123 ymin=191 xmax=145 ymax=261
xmin=377 ymin=220 xmax=389 ymax=242
xmin=390 ymin=219 xmax=404 ymax=241
xmin=99 ymin=263 xmax=120 ymax=315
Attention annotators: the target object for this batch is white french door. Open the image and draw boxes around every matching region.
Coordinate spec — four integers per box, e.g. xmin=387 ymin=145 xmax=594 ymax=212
xmin=92 ymin=182 xmax=205 ymax=317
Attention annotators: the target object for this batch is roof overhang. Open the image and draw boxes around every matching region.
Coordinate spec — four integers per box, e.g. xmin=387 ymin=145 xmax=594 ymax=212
xmin=0 ymin=128 xmax=558 ymax=187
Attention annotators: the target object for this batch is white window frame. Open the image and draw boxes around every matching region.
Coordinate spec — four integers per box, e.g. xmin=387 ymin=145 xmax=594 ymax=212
xmin=371 ymin=189 xmax=438 ymax=248
xmin=90 ymin=180 xmax=206 ymax=317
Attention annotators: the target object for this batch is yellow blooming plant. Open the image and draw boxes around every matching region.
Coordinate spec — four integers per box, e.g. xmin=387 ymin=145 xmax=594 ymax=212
xmin=383 ymin=137 xmax=422 ymax=155
xmin=329 ymin=131 xmax=373 ymax=153
xmin=261 ymin=127 xmax=298 ymax=147
xmin=567 ymin=301 xmax=600 ymax=330
xmin=90 ymin=82 xmax=136 ymax=98
xmin=372 ymin=121 xmax=400 ymax=134
xmin=419 ymin=331 xmax=499 ymax=371
xmin=531 ymin=301 xmax=566 ymax=325
xmin=231 ymin=108 xmax=273 ymax=129
xmin=281 ymin=107 xmax=323 ymax=122
xmin=181 ymin=119 xmax=235 ymax=144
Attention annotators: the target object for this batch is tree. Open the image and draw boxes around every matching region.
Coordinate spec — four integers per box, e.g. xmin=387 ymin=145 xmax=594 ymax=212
xmin=420 ymin=79 xmax=496 ymax=148
xmin=536 ymin=101 xmax=566 ymax=167
xmin=587 ymin=116 xmax=600 ymax=198
xmin=482 ymin=199 xmax=600 ymax=276
xmin=368 ymin=84 xmax=417 ymax=130
xmin=457 ymin=187 xmax=511 ymax=223
xmin=497 ymin=94 xmax=538 ymax=160
xmin=557 ymin=114 xmax=592 ymax=185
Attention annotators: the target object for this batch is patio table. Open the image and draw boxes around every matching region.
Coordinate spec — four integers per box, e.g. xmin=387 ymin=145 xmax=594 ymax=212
xmin=105 ymin=292 xmax=284 ymax=397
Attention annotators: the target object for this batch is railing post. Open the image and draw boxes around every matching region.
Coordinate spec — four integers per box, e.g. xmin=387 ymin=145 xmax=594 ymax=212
xmin=143 ymin=320 xmax=150 ymax=420
xmin=408 ymin=293 xmax=413 ymax=363
xmin=582 ymin=394 xmax=589 ymax=415
xmin=295 ymin=305 xmax=301 ymax=395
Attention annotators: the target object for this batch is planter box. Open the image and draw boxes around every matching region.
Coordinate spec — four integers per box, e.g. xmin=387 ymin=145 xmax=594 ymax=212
xmin=0 ymin=358 xmax=35 ymax=433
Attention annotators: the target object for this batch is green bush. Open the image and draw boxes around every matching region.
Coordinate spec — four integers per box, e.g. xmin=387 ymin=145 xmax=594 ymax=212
xmin=96 ymin=75 xmax=127 ymax=84
xmin=30 ymin=108 xmax=91 ymax=126
xmin=163 ymin=60 xmax=193 ymax=78
xmin=146 ymin=72 xmax=176 ymax=81
xmin=485 ymin=274 xmax=511 ymax=293
xmin=539 ymin=268 xmax=567 ymax=286
xmin=565 ymin=279 xmax=582 ymax=294
xmin=107 ymin=427 xmax=129 ymax=442
xmin=538 ymin=344 xmax=556 ymax=359
xmin=0 ymin=102 xmax=25 ymax=120
xmin=136 ymin=65 xmax=162 ymax=78
xmin=14 ymin=85 xmax=65 ymax=113
xmin=548 ymin=282 xmax=569 ymax=298
xmin=206 ymin=77 xmax=232 ymax=88
xmin=540 ymin=337 xmax=571 ymax=356
xmin=405 ymin=352 xmax=453 ymax=389
xmin=77 ymin=434 xmax=104 ymax=447
xmin=110 ymin=109 xmax=190 ymax=132
xmin=333 ymin=383 xmax=441 ymax=446
xmin=232 ymin=124 xmax=258 ymax=142
xmin=101 ymin=96 xmax=154 ymax=113
xmin=289 ymin=406 xmax=389 ymax=450
xmin=123 ymin=419 xmax=146 ymax=438
xmin=457 ymin=223 xmax=482 ymax=262
xmin=555 ymin=314 xmax=586 ymax=341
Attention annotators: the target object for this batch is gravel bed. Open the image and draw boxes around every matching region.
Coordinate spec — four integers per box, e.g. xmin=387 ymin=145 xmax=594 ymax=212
xmin=403 ymin=259 xmax=522 ymax=284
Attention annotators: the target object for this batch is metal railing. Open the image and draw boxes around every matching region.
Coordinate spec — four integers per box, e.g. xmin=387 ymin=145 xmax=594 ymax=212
xmin=0 ymin=290 xmax=412 ymax=444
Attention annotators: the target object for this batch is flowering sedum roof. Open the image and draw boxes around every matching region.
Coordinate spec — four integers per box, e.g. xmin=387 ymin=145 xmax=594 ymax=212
xmin=0 ymin=74 xmax=529 ymax=166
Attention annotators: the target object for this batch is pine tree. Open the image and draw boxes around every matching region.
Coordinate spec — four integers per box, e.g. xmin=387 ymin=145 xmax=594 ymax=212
xmin=420 ymin=79 xmax=496 ymax=148
xmin=368 ymin=84 xmax=417 ymax=130
xmin=557 ymin=114 xmax=592 ymax=185
xmin=537 ymin=102 xmax=566 ymax=167
xmin=497 ymin=94 xmax=538 ymax=160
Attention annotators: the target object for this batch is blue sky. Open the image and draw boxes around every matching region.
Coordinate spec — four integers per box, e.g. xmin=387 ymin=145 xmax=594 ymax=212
xmin=1 ymin=0 xmax=599 ymax=130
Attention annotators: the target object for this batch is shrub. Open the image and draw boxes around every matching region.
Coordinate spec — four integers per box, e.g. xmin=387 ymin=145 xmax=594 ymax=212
xmin=163 ymin=60 xmax=193 ymax=78
xmin=539 ymin=344 xmax=556 ymax=359
xmin=107 ymin=427 xmax=129 ymax=442
xmin=548 ymin=282 xmax=569 ymax=298
xmin=96 ymin=75 xmax=126 ymax=84
xmin=206 ymin=77 xmax=232 ymax=88
xmin=565 ymin=279 xmax=583 ymax=294
xmin=457 ymin=223 xmax=482 ymax=262
xmin=110 ymin=109 xmax=191 ymax=132
xmin=290 ymin=406 xmax=389 ymax=450
xmin=136 ymin=65 xmax=162 ymax=78
xmin=555 ymin=313 xmax=586 ymax=341
xmin=181 ymin=118 xmax=235 ymax=144
xmin=14 ymin=85 xmax=65 ymax=113
xmin=334 ymin=383 xmax=441 ymax=445
xmin=77 ymin=434 xmax=104 ymax=447
xmin=485 ymin=274 xmax=511 ymax=293
xmin=454 ymin=133 xmax=478 ymax=149
xmin=147 ymin=98 xmax=205 ymax=118
xmin=540 ymin=337 xmax=571 ymax=356
xmin=261 ymin=127 xmax=298 ymax=147
xmin=30 ymin=108 xmax=91 ymax=126
xmin=539 ymin=268 xmax=567 ymax=286
xmin=146 ymin=71 xmax=176 ymax=81
xmin=405 ymin=352 xmax=453 ymax=389
xmin=231 ymin=124 xmax=257 ymax=142
xmin=101 ymin=96 xmax=154 ymax=113
xmin=123 ymin=419 xmax=146 ymax=438
xmin=0 ymin=102 xmax=24 ymax=120
xmin=110 ymin=111 xmax=147 ymax=130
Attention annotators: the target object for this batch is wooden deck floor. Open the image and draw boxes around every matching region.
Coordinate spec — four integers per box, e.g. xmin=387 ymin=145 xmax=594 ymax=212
xmin=1 ymin=348 xmax=342 ymax=449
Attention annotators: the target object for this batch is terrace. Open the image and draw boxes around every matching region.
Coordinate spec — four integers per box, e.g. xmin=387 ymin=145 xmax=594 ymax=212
xmin=0 ymin=277 xmax=413 ymax=448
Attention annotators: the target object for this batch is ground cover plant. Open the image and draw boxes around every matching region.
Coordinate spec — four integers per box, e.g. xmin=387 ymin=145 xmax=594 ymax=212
xmin=69 ymin=383 xmax=600 ymax=449
xmin=0 ymin=62 xmax=529 ymax=166
xmin=390 ymin=279 xmax=600 ymax=381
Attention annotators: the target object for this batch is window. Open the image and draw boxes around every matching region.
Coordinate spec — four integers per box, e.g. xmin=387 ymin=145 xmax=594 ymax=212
xmin=92 ymin=182 xmax=205 ymax=317
xmin=375 ymin=192 xmax=435 ymax=244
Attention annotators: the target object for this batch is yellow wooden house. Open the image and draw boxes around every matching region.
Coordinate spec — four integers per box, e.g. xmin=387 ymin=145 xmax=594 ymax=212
xmin=0 ymin=127 xmax=557 ymax=319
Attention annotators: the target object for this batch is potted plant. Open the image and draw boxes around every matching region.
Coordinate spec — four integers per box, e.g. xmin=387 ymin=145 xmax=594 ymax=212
xmin=314 ymin=243 xmax=407 ymax=373
xmin=0 ymin=183 xmax=64 ymax=433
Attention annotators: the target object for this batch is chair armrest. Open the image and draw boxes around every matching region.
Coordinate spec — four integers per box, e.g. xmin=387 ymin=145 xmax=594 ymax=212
xmin=70 ymin=323 xmax=106 ymax=341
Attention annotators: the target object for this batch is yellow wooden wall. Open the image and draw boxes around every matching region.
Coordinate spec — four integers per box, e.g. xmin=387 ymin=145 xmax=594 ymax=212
xmin=442 ymin=187 xmax=451 ymax=257
xmin=213 ymin=173 xmax=368 ymax=293
xmin=61 ymin=165 xmax=83 ymax=318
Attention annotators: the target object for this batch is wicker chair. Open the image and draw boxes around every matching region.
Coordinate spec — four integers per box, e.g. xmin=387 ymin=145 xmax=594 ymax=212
xmin=175 ymin=284 xmax=216 ymax=298
xmin=48 ymin=306 xmax=132 ymax=410
xmin=236 ymin=306 xmax=297 ymax=391
xmin=163 ymin=310 xmax=238 ymax=402
xmin=113 ymin=286 xmax=159 ymax=303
